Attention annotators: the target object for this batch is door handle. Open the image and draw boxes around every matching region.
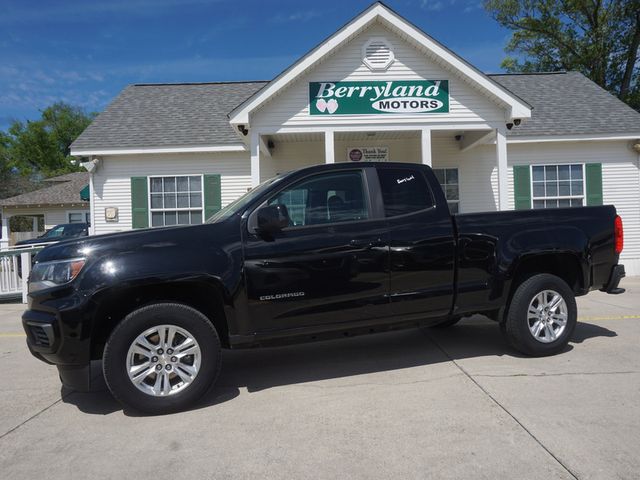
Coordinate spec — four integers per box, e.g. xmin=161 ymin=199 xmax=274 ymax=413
xmin=350 ymin=238 xmax=383 ymax=249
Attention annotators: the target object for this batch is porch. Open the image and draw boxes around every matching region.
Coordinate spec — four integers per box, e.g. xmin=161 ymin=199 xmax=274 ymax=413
xmin=249 ymin=126 xmax=508 ymax=214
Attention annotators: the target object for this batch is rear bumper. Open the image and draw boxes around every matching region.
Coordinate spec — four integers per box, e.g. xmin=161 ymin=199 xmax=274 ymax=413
xmin=601 ymin=264 xmax=625 ymax=294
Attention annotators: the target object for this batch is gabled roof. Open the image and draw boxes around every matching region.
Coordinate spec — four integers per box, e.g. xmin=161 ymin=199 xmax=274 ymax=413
xmin=0 ymin=172 xmax=89 ymax=208
xmin=71 ymin=82 xmax=267 ymax=153
xmin=67 ymin=73 xmax=640 ymax=152
xmin=228 ymin=2 xmax=532 ymax=124
xmin=490 ymin=72 xmax=640 ymax=137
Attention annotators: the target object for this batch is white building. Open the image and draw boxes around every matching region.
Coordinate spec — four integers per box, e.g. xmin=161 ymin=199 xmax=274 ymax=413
xmin=0 ymin=173 xmax=90 ymax=247
xmin=70 ymin=3 xmax=640 ymax=274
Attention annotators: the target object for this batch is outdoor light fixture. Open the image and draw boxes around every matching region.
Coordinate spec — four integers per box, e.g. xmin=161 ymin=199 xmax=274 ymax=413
xmin=513 ymin=119 xmax=521 ymax=126
xmin=454 ymin=134 xmax=462 ymax=141
xmin=506 ymin=122 xmax=514 ymax=130
xmin=267 ymin=140 xmax=275 ymax=149
xmin=237 ymin=125 xmax=248 ymax=136
xmin=81 ymin=157 xmax=101 ymax=173
xmin=631 ymin=141 xmax=640 ymax=154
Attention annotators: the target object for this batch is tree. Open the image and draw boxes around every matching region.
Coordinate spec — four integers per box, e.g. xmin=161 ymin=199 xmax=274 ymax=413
xmin=0 ymin=132 xmax=35 ymax=199
xmin=485 ymin=0 xmax=640 ymax=110
xmin=4 ymin=102 xmax=96 ymax=177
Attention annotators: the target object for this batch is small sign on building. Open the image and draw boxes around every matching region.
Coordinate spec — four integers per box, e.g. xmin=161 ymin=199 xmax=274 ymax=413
xmin=104 ymin=207 xmax=119 ymax=222
xmin=347 ymin=146 xmax=389 ymax=162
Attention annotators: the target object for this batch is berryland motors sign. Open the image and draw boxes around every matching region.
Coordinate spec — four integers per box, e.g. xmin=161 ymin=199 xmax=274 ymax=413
xmin=309 ymin=80 xmax=449 ymax=115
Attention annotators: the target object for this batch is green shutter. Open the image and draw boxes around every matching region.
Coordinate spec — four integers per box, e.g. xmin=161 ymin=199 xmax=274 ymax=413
xmin=585 ymin=163 xmax=603 ymax=206
xmin=131 ymin=177 xmax=149 ymax=228
xmin=203 ymin=174 xmax=222 ymax=220
xmin=513 ymin=165 xmax=531 ymax=210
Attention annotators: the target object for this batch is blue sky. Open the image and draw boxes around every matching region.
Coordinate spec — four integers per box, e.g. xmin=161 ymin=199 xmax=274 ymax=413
xmin=0 ymin=0 xmax=513 ymax=130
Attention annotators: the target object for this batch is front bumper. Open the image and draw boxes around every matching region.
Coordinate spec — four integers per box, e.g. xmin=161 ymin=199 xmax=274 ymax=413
xmin=22 ymin=289 xmax=94 ymax=391
xmin=601 ymin=264 xmax=625 ymax=294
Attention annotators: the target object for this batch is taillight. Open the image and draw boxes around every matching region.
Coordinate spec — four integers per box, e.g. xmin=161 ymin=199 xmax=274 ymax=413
xmin=614 ymin=215 xmax=624 ymax=254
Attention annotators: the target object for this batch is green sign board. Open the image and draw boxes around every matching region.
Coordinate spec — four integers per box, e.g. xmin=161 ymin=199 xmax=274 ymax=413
xmin=309 ymin=80 xmax=449 ymax=115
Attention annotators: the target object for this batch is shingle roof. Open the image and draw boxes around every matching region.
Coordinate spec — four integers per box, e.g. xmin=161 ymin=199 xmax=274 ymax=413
xmin=71 ymin=72 xmax=640 ymax=151
xmin=0 ymin=172 xmax=89 ymax=207
xmin=71 ymin=82 xmax=267 ymax=150
xmin=490 ymin=71 xmax=640 ymax=136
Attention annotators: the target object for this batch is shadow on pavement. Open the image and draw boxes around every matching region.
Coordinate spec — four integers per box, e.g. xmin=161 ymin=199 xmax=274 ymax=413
xmin=61 ymin=317 xmax=616 ymax=416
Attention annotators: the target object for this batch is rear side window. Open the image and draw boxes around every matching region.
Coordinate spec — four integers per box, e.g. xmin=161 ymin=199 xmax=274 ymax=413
xmin=378 ymin=168 xmax=434 ymax=217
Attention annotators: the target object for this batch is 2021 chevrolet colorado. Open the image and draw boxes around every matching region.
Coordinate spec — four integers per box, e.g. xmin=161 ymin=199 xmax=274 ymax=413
xmin=23 ymin=162 xmax=625 ymax=414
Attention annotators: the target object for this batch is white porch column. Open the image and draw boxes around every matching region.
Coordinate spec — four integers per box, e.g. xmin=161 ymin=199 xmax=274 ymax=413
xmin=421 ymin=128 xmax=432 ymax=166
xmin=1 ymin=209 xmax=9 ymax=249
xmin=89 ymin=173 xmax=95 ymax=235
xmin=250 ymin=130 xmax=260 ymax=187
xmin=324 ymin=130 xmax=335 ymax=164
xmin=496 ymin=127 xmax=508 ymax=210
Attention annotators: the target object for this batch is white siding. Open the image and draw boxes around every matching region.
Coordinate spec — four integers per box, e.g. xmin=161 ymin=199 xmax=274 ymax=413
xmin=261 ymin=141 xmax=324 ymax=181
xmin=92 ymin=152 xmax=250 ymax=234
xmin=506 ymin=141 xmax=640 ymax=271
xmin=251 ymin=22 xmax=507 ymax=129
xmin=45 ymin=210 xmax=74 ymax=228
xmin=431 ymin=135 xmax=499 ymax=213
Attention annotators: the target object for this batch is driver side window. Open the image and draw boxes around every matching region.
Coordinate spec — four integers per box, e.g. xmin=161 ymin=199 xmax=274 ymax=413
xmin=268 ymin=171 xmax=369 ymax=227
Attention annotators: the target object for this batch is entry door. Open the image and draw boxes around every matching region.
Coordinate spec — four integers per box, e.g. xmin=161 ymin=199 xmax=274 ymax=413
xmin=376 ymin=166 xmax=456 ymax=318
xmin=242 ymin=169 xmax=390 ymax=332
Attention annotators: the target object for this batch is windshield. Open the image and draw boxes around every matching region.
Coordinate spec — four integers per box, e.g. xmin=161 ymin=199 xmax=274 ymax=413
xmin=43 ymin=226 xmax=64 ymax=238
xmin=206 ymin=174 xmax=284 ymax=223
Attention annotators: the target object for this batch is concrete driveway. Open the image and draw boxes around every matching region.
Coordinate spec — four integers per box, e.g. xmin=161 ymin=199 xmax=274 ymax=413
xmin=1 ymin=279 xmax=639 ymax=479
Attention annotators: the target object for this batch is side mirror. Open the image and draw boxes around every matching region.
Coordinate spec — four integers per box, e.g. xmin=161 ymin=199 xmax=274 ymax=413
xmin=256 ymin=204 xmax=290 ymax=235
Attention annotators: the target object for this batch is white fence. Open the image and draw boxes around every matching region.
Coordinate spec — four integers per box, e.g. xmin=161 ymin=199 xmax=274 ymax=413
xmin=0 ymin=246 xmax=45 ymax=303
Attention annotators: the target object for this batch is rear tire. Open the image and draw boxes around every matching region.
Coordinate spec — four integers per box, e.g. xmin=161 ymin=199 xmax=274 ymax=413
xmin=103 ymin=303 xmax=221 ymax=415
xmin=504 ymin=274 xmax=577 ymax=356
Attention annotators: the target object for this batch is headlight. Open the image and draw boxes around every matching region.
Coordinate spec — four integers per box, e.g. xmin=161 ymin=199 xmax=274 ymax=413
xmin=29 ymin=258 xmax=86 ymax=293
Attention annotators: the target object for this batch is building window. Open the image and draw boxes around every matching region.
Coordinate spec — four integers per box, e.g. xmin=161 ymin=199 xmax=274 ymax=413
xmin=531 ymin=164 xmax=584 ymax=209
xmin=67 ymin=211 xmax=90 ymax=224
xmin=433 ymin=168 xmax=460 ymax=213
xmin=149 ymin=176 xmax=203 ymax=227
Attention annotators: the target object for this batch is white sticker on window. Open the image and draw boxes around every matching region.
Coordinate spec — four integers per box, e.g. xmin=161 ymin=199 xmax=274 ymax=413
xmin=396 ymin=175 xmax=415 ymax=184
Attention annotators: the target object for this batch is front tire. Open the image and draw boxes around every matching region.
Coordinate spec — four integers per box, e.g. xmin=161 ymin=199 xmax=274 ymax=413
xmin=103 ymin=303 xmax=221 ymax=414
xmin=504 ymin=274 xmax=577 ymax=356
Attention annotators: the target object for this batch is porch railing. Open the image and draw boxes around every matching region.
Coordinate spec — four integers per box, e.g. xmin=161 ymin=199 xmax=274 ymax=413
xmin=0 ymin=246 xmax=45 ymax=303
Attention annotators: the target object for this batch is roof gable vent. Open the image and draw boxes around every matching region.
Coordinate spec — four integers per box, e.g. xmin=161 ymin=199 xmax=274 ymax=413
xmin=363 ymin=37 xmax=394 ymax=71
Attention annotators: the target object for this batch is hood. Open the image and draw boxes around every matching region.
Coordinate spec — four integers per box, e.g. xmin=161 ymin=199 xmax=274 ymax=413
xmin=34 ymin=222 xmax=229 ymax=264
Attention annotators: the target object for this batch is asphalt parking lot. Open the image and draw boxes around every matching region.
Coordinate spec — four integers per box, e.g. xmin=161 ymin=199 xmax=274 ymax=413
xmin=1 ymin=279 xmax=639 ymax=480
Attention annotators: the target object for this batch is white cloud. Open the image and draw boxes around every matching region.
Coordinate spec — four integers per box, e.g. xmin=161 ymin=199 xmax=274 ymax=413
xmin=270 ymin=11 xmax=321 ymax=24
xmin=0 ymin=0 xmax=225 ymax=24
xmin=421 ymin=0 xmax=445 ymax=11
xmin=420 ymin=0 xmax=483 ymax=13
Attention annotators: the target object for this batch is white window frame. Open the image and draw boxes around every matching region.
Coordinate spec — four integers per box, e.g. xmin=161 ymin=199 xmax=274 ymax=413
xmin=433 ymin=168 xmax=460 ymax=214
xmin=66 ymin=210 xmax=90 ymax=224
xmin=530 ymin=163 xmax=585 ymax=209
xmin=148 ymin=174 xmax=205 ymax=228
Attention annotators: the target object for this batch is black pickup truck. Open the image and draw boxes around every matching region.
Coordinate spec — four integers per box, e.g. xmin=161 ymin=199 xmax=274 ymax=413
xmin=23 ymin=162 xmax=625 ymax=413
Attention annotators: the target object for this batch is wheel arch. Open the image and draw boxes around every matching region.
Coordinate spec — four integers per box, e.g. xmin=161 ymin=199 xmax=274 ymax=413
xmin=500 ymin=252 xmax=586 ymax=323
xmin=90 ymin=278 xmax=232 ymax=359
